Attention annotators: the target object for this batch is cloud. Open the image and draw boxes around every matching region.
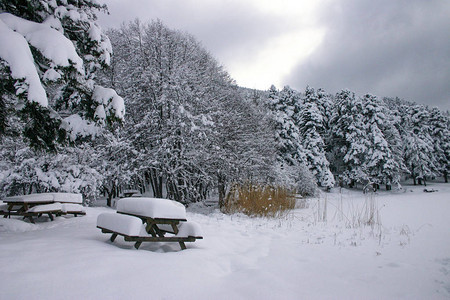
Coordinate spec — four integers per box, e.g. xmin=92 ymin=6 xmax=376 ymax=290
xmin=98 ymin=0 xmax=450 ymax=110
xmin=98 ymin=0 xmax=325 ymax=89
xmin=99 ymin=1 xmax=291 ymax=63
xmin=285 ymin=0 xmax=450 ymax=110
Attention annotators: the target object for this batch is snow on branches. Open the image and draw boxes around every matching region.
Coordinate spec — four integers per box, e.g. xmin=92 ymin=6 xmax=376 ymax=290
xmin=0 ymin=0 xmax=123 ymax=150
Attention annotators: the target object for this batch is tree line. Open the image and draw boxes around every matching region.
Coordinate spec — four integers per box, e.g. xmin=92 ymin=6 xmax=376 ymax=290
xmin=1 ymin=2 xmax=448 ymax=205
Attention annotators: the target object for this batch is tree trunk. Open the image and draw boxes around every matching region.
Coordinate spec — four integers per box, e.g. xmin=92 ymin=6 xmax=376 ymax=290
xmin=411 ymin=163 xmax=417 ymax=185
xmin=104 ymin=183 xmax=115 ymax=207
xmin=218 ymin=174 xmax=226 ymax=208
xmin=148 ymin=169 xmax=163 ymax=198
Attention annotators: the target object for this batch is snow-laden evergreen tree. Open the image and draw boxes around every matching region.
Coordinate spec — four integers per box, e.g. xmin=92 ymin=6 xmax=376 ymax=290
xmin=316 ymin=88 xmax=334 ymax=128
xmin=329 ymin=89 xmax=371 ymax=186
xmin=267 ymin=85 xmax=306 ymax=165
xmin=401 ymin=105 xmax=439 ymax=185
xmin=428 ymin=107 xmax=449 ymax=182
xmin=360 ymin=94 xmax=404 ymax=188
xmin=0 ymin=0 xmax=124 ymax=150
xmin=298 ymin=86 xmax=334 ymax=189
xmin=380 ymin=99 xmax=409 ymax=188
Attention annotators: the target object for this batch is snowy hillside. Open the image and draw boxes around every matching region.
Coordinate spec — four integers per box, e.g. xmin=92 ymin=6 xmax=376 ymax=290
xmin=1 ymin=183 xmax=449 ymax=299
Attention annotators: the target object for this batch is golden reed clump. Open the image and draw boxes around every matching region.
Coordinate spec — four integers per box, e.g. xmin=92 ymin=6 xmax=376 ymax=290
xmin=222 ymin=182 xmax=296 ymax=218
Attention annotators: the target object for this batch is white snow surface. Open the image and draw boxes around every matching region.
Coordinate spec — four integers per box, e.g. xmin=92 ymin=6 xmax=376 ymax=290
xmin=26 ymin=203 xmax=62 ymax=213
xmin=0 ymin=203 xmax=8 ymax=211
xmin=3 ymin=192 xmax=82 ymax=204
xmin=61 ymin=114 xmax=99 ymax=141
xmin=1 ymin=183 xmax=450 ymax=299
xmin=92 ymin=85 xmax=125 ymax=120
xmin=4 ymin=193 xmax=55 ymax=203
xmin=0 ymin=13 xmax=84 ymax=73
xmin=51 ymin=192 xmax=83 ymax=204
xmin=117 ymin=197 xmax=187 ymax=220
xmin=0 ymin=12 xmax=84 ymax=106
xmin=97 ymin=213 xmax=149 ymax=237
xmin=61 ymin=203 xmax=85 ymax=213
xmin=0 ymin=17 xmax=47 ymax=106
xmin=176 ymin=221 xmax=202 ymax=238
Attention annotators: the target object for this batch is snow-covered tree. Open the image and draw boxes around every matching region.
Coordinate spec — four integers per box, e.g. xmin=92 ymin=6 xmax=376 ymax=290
xmin=328 ymin=89 xmax=371 ymax=185
xmin=298 ymin=86 xmax=334 ymax=189
xmin=0 ymin=137 xmax=102 ymax=202
xmin=0 ymin=0 xmax=124 ymax=150
xmin=428 ymin=107 xmax=450 ymax=182
xmin=267 ymin=85 xmax=305 ymax=165
xmin=102 ymin=20 xmax=261 ymax=204
xmin=401 ymin=105 xmax=439 ymax=185
xmin=360 ymin=94 xmax=405 ymax=187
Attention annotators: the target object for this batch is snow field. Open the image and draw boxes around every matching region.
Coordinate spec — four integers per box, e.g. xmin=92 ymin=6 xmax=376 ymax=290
xmin=0 ymin=183 xmax=449 ymax=299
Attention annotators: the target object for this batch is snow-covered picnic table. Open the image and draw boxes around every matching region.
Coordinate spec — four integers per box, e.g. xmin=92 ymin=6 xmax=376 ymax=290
xmin=0 ymin=193 xmax=85 ymax=223
xmin=97 ymin=197 xmax=202 ymax=250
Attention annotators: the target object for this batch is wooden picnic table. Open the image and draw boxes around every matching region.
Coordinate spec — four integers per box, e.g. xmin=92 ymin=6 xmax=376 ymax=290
xmin=97 ymin=197 xmax=202 ymax=250
xmin=1 ymin=193 xmax=85 ymax=223
xmin=2 ymin=199 xmax=58 ymax=223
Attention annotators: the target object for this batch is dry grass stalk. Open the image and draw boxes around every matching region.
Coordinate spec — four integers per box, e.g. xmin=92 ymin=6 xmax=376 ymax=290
xmin=222 ymin=182 xmax=296 ymax=218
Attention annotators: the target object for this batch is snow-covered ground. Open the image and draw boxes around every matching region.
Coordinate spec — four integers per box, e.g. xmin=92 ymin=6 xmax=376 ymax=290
xmin=1 ymin=183 xmax=449 ymax=299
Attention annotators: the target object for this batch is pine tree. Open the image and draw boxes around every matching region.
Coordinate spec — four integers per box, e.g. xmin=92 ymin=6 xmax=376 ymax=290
xmin=402 ymin=105 xmax=439 ymax=185
xmin=361 ymin=94 xmax=404 ymax=188
xmin=329 ymin=89 xmax=370 ymax=186
xmin=428 ymin=107 xmax=450 ymax=182
xmin=298 ymin=86 xmax=335 ymax=189
xmin=267 ymin=85 xmax=305 ymax=166
xmin=0 ymin=0 xmax=124 ymax=150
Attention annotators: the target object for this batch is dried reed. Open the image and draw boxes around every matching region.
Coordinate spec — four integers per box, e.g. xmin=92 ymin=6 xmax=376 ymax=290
xmin=222 ymin=182 xmax=296 ymax=218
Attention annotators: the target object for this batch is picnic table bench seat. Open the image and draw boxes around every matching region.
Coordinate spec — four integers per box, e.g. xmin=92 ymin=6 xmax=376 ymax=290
xmin=60 ymin=203 xmax=86 ymax=217
xmin=23 ymin=203 xmax=63 ymax=223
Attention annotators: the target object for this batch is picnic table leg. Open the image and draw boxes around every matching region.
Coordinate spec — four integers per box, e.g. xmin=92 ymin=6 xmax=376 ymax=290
xmin=145 ymin=223 xmax=157 ymax=237
xmin=47 ymin=213 xmax=54 ymax=221
xmin=110 ymin=233 xmax=118 ymax=242
xmin=171 ymin=223 xmax=179 ymax=235
xmin=179 ymin=242 xmax=187 ymax=250
xmin=134 ymin=241 xmax=142 ymax=249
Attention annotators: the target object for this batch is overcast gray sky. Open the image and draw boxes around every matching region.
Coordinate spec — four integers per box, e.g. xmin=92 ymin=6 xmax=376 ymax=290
xmin=98 ymin=0 xmax=450 ymax=111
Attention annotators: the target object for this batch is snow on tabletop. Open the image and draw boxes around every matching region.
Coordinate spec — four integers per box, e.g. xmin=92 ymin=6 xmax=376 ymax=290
xmin=4 ymin=193 xmax=55 ymax=203
xmin=117 ymin=197 xmax=186 ymax=220
xmin=3 ymin=193 xmax=82 ymax=203
xmin=26 ymin=203 xmax=62 ymax=213
xmin=97 ymin=213 xmax=150 ymax=237
xmin=176 ymin=221 xmax=203 ymax=238
xmin=61 ymin=204 xmax=85 ymax=213
xmin=52 ymin=193 xmax=82 ymax=204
